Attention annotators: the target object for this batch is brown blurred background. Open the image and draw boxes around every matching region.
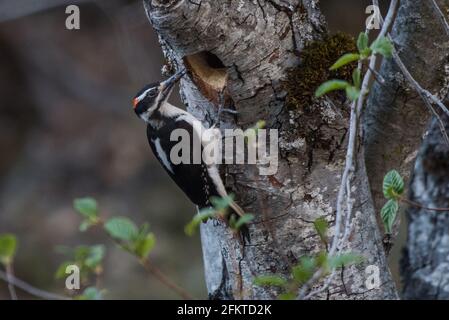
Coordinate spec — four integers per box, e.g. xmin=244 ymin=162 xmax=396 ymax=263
xmin=0 ymin=0 xmax=399 ymax=299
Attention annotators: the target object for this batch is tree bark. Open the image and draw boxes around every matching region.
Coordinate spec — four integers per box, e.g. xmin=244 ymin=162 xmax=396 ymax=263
xmin=364 ymin=0 xmax=449 ymax=245
xmin=402 ymin=114 xmax=449 ymax=299
xmin=144 ymin=0 xmax=400 ymax=299
xmin=399 ymin=0 xmax=449 ymax=298
xmin=356 ymin=0 xmax=449 ymax=300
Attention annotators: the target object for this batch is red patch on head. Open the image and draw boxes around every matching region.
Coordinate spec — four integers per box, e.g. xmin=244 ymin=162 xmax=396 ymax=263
xmin=133 ymin=98 xmax=139 ymax=109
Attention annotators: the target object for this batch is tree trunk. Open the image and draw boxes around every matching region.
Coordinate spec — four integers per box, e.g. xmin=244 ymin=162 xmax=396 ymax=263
xmin=372 ymin=0 xmax=449 ymax=299
xmin=144 ymin=0 xmax=401 ymax=299
xmin=364 ymin=0 xmax=449 ymax=247
xmin=402 ymin=114 xmax=449 ymax=299
xmin=400 ymin=0 xmax=449 ymax=297
xmin=357 ymin=0 xmax=449 ymax=299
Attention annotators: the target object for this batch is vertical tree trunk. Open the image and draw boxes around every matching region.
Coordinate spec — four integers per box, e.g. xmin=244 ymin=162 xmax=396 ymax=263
xmin=364 ymin=0 xmax=449 ymax=246
xmin=402 ymin=114 xmax=449 ymax=299
xmin=144 ymin=0 xmax=398 ymax=299
xmin=366 ymin=0 xmax=449 ymax=299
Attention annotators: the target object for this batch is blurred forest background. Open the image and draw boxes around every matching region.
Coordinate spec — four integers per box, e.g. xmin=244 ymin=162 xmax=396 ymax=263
xmin=0 ymin=0 xmax=398 ymax=299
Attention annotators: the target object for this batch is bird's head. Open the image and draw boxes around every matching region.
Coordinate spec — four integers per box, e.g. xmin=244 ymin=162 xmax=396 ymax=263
xmin=133 ymin=69 xmax=185 ymax=121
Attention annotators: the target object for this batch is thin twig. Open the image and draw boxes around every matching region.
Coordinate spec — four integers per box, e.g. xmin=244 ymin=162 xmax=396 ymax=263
xmin=389 ymin=41 xmax=449 ymax=145
xmin=367 ymin=65 xmax=386 ymax=85
xmin=0 ymin=270 xmax=70 ymax=300
xmin=140 ymin=260 xmax=193 ymax=300
xmin=390 ymin=45 xmax=449 ymax=118
xmin=97 ymin=221 xmax=194 ymax=300
xmin=402 ymin=198 xmax=449 ymax=212
xmin=5 ymin=263 xmax=18 ymax=300
xmin=430 ymin=0 xmax=449 ymax=36
xmin=373 ymin=0 xmax=449 ymax=144
xmin=427 ymin=92 xmax=449 ymax=118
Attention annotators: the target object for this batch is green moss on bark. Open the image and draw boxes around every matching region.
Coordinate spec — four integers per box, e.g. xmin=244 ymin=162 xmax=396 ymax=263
xmin=285 ymin=32 xmax=357 ymax=110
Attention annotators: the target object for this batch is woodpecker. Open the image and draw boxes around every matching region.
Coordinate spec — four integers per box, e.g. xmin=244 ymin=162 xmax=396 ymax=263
xmin=133 ymin=69 xmax=246 ymax=225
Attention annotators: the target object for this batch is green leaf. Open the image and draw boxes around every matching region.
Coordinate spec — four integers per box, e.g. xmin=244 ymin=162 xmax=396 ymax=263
xmin=292 ymin=257 xmax=316 ymax=284
xmin=357 ymin=32 xmax=369 ymax=53
xmin=345 ymin=86 xmax=361 ymax=101
xmin=79 ymin=220 xmax=94 ymax=232
xmin=253 ymin=275 xmax=287 ymax=287
xmin=313 ymin=217 xmax=328 ymax=245
xmin=74 ymin=198 xmax=98 ymax=220
xmin=210 ymin=195 xmax=234 ymax=210
xmin=352 ymin=69 xmax=361 ymax=89
xmin=74 ymin=246 xmax=90 ymax=262
xmin=315 ymin=251 xmax=330 ymax=273
xmin=104 ymin=217 xmax=138 ymax=241
xmin=329 ymin=53 xmax=360 ymax=70
xmin=0 ymin=234 xmax=17 ymax=265
xmin=278 ymin=292 xmax=296 ymax=300
xmin=360 ymin=47 xmax=373 ymax=59
xmin=381 ymin=199 xmax=399 ymax=234
xmin=315 ymin=80 xmax=350 ymax=97
xmin=255 ymin=120 xmax=266 ymax=129
xmin=370 ymin=37 xmax=393 ymax=58
xmin=76 ymin=287 xmax=103 ymax=300
xmin=138 ymin=223 xmax=150 ymax=238
xmin=134 ymin=233 xmax=156 ymax=259
xmin=84 ymin=245 xmax=105 ymax=269
xmin=383 ymin=170 xmax=405 ymax=199
xmin=184 ymin=208 xmax=216 ymax=236
xmin=329 ymin=253 xmax=363 ymax=269
xmin=234 ymin=214 xmax=254 ymax=230
xmin=55 ymin=261 xmax=74 ymax=279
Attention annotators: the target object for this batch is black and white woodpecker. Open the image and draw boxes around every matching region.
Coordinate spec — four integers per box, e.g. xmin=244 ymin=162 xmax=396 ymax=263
xmin=132 ymin=69 xmax=246 ymax=223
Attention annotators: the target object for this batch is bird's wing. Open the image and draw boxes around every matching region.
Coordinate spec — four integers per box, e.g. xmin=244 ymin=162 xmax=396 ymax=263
xmin=147 ymin=113 xmax=245 ymax=216
xmin=175 ymin=113 xmax=246 ymax=216
xmin=147 ymin=118 xmax=215 ymax=207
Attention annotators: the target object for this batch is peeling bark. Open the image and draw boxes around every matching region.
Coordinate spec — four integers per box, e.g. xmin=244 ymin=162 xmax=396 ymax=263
xmin=144 ymin=0 xmax=397 ymax=299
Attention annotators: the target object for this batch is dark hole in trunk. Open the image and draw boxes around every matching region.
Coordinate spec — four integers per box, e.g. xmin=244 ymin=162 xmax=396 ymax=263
xmin=201 ymin=51 xmax=226 ymax=69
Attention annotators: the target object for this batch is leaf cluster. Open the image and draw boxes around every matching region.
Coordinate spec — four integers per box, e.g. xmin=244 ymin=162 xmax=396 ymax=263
xmin=315 ymin=33 xmax=393 ymax=101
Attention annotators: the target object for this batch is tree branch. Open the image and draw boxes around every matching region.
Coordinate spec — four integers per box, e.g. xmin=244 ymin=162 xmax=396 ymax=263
xmin=431 ymin=0 xmax=449 ymax=37
xmin=0 ymin=270 xmax=69 ymax=300
xmin=5 ymin=264 xmax=18 ymax=300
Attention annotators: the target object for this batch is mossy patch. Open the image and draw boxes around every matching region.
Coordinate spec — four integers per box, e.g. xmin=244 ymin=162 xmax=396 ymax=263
xmin=284 ymin=32 xmax=357 ymax=110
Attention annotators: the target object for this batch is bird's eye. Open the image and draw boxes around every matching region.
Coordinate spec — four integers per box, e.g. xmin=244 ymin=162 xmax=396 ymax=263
xmin=148 ymin=91 xmax=157 ymax=98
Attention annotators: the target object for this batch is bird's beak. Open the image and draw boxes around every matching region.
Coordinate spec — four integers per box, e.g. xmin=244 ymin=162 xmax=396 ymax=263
xmin=160 ymin=69 xmax=186 ymax=98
